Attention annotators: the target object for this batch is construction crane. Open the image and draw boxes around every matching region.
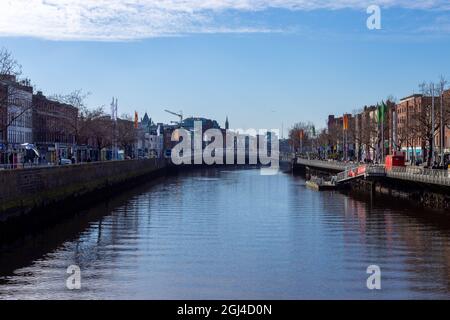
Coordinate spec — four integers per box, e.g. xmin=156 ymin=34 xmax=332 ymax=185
xmin=164 ymin=109 xmax=183 ymax=125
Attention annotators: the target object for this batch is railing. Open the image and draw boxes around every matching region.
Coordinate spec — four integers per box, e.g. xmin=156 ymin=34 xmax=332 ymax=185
xmin=366 ymin=165 xmax=386 ymax=176
xmin=336 ymin=164 xmax=386 ymax=183
xmin=295 ymin=158 xmax=353 ymax=172
xmin=0 ymin=159 xmax=161 ymax=171
xmin=279 ymin=152 xmax=294 ymax=162
xmin=0 ymin=163 xmax=56 ymax=170
xmin=387 ymin=166 xmax=450 ymax=186
xmin=336 ymin=165 xmax=361 ymax=182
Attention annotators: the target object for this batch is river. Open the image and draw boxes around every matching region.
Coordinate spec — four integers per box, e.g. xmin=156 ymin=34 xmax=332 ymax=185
xmin=1 ymin=168 xmax=450 ymax=299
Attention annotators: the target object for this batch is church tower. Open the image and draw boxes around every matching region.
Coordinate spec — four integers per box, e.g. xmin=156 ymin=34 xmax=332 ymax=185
xmin=225 ymin=116 xmax=229 ymax=130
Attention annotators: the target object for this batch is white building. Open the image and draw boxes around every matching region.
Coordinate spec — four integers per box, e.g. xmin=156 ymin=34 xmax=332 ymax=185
xmin=137 ymin=113 xmax=164 ymax=158
xmin=0 ymin=75 xmax=33 ymax=155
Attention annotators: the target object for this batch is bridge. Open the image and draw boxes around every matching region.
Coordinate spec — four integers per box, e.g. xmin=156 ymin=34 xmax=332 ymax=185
xmin=294 ymin=158 xmax=349 ymax=172
xmin=335 ymin=164 xmax=386 ymax=184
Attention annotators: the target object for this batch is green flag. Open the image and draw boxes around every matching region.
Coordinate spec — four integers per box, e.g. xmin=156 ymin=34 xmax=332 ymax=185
xmin=377 ymin=101 xmax=387 ymax=123
xmin=381 ymin=100 xmax=387 ymax=121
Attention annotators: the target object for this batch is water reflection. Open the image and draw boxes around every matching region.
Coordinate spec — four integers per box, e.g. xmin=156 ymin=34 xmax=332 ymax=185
xmin=1 ymin=169 xmax=450 ymax=299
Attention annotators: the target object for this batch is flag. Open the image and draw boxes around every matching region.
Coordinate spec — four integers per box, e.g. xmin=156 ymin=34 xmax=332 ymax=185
xmin=377 ymin=101 xmax=387 ymax=123
xmin=381 ymin=101 xmax=387 ymax=121
xmin=343 ymin=115 xmax=349 ymax=130
xmin=134 ymin=111 xmax=139 ymax=129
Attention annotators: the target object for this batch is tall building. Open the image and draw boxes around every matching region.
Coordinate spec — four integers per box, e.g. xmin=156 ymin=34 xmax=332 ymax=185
xmin=32 ymin=91 xmax=78 ymax=162
xmin=396 ymin=94 xmax=439 ymax=162
xmin=0 ymin=75 xmax=33 ymax=164
xmin=137 ymin=115 xmax=164 ymax=158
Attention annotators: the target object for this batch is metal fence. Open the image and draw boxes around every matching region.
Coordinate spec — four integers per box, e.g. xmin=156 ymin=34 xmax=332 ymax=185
xmin=366 ymin=165 xmax=386 ymax=176
xmin=295 ymin=158 xmax=352 ymax=171
xmin=336 ymin=165 xmax=361 ymax=182
xmin=0 ymin=163 xmax=57 ymax=170
xmin=387 ymin=166 xmax=450 ymax=186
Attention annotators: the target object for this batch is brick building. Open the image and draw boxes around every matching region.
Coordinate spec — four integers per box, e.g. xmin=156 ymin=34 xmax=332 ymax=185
xmin=395 ymin=94 xmax=439 ymax=162
xmin=32 ymin=91 xmax=78 ymax=163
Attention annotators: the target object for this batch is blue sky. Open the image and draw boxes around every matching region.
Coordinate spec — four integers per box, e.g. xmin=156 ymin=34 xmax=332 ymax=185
xmin=1 ymin=1 xmax=450 ymax=136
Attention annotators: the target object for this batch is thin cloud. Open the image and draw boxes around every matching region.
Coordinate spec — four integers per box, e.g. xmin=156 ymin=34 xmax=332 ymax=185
xmin=0 ymin=0 xmax=449 ymax=40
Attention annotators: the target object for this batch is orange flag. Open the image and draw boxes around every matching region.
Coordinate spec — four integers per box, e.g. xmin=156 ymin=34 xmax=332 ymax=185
xmin=343 ymin=115 xmax=349 ymax=130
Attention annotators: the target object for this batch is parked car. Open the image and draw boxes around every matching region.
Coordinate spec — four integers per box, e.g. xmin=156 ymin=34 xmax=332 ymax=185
xmin=59 ymin=158 xmax=72 ymax=165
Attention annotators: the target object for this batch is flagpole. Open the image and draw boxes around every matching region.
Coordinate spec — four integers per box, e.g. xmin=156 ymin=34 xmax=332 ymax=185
xmin=343 ymin=116 xmax=345 ymax=161
xmin=342 ymin=117 xmax=345 ymax=161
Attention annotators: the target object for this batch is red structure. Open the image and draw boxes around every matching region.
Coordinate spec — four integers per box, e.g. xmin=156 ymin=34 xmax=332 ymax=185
xmin=385 ymin=153 xmax=406 ymax=171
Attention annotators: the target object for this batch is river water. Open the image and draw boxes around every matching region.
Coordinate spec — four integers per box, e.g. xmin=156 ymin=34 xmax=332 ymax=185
xmin=1 ymin=168 xmax=450 ymax=299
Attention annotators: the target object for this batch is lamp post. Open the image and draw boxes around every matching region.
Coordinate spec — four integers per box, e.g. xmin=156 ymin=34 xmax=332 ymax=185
xmin=431 ymin=84 xmax=435 ymax=165
xmin=439 ymin=79 xmax=446 ymax=166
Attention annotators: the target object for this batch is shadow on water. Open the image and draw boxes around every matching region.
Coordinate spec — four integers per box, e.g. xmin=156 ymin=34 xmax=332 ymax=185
xmin=0 ymin=175 xmax=167 ymax=281
xmin=293 ymin=169 xmax=450 ymax=230
xmin=346 ymin=189 xmax=450 ymax=231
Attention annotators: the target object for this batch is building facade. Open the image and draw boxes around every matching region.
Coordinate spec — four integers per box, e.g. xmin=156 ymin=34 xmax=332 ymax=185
xmin=0 ymin=75 xmax=33 ymax=164
xmin=395 ymin=94 xmax=439 ymax=162
xmin=32 ymin=91 xmax=78 ymax=163
xmin=137 ymin=113 xmax=164 ymax=158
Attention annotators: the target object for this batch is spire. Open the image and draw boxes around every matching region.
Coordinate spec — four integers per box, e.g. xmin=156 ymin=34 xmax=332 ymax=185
xmin=225 ymin=116 xmax=229 ymax=130
xmin=142 ymin=112 xmax=150 ymax=125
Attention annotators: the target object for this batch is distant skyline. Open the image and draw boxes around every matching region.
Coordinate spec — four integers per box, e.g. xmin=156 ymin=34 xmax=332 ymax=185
xmin=1 ymin=1 xmax=450 ymax=136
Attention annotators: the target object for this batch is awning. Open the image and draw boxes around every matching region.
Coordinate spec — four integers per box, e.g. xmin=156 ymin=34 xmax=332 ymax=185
xmin=21 ymin=143 xmax=40 ymax=157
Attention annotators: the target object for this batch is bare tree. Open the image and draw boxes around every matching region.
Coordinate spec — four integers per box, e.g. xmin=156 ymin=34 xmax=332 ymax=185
xmin=117 ymin=114 xmax=137 ymax=158
xmin=411 ymin=82 xmax=448 ymax=166
xmin=77 ymin=106 xmax=112 ymax=160
xmin=0 ymin=47 xmax=22 ymax=77
xmin=355 ymin=106 xmax=378 ymax=162
xmin=288 ymin=122 xmax=314 ymax=154
xmin=50 ymin=89 xmax=90 ymax=110
xmin=49 ymin=90 xmax=90 ymax=156
xmin=438 ymin=76 xmax=448 ymax=165
xmin=315 ymin=128 xmax=331 ymax=159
